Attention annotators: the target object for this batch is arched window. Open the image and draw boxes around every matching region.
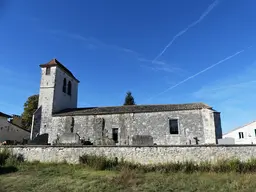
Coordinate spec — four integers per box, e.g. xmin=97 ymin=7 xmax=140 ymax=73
xmin=46 ymin=67 xmax=51 ymax=75
xmin=68 ymin=81 xmax=72 ymax=95
xmin=62 ymin=78 xmax=66 ymax=93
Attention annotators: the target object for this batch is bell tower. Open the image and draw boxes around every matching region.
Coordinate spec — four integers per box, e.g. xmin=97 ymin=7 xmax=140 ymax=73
xmin=30 ymin=59 xmax=79 ymax=140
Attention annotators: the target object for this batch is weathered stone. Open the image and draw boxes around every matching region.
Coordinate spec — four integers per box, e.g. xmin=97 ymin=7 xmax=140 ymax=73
xmin=64 ymin=116 xmax=74 ymax=133
xmin=93 ymin=118 xmax=105 ymax=140
xmin=50 ymin=109 xmax=222 ymax=145
xmin=94 ymin=138 xmax=115 ymax=145
xmin=28 ymin=133 xmax=48 ymax=145
xmin=132 ymin=135 xmax=153 ymax=145
xmin=58 ymin=133 xmax=80 ymax=144
xmin=2 ymin=145 xmax=256 ymax=165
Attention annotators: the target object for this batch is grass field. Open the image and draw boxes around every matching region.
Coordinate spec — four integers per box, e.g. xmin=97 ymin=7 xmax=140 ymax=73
xmin=1 ymin=163 xmax=256 ymax=192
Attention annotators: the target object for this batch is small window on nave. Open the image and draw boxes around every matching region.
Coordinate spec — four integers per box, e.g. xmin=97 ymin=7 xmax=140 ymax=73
xmin=63 ymin=78 xmax=67 ymax=93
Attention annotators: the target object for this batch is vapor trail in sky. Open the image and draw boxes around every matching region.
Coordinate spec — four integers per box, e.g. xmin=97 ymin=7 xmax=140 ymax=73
xmin=152 ymin=0 xmax=219 ymax=63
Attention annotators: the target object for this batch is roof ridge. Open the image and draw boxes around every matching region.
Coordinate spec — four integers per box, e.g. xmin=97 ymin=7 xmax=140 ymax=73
xmin=223 ymin=120 xmax=256 ymax=135
xmin=79 ymin=102 xmax=210 ymax=108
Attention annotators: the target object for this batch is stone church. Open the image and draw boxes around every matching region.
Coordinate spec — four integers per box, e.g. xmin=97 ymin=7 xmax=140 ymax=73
xmin=31 ymin=59 xmax=222 ymax=145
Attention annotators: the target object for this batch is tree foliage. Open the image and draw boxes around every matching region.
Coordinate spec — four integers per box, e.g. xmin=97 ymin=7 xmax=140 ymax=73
xmin=123 ymin=91 xmax=135 ymax=105
xmin=21 ymin=94 xmax=39 ymax=129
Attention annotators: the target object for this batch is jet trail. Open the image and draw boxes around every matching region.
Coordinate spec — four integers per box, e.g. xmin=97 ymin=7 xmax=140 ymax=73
xmin=152 ymin=0 xmax=219 ymax=63
xmin=147 ymin=48 xmax=246 ymax=101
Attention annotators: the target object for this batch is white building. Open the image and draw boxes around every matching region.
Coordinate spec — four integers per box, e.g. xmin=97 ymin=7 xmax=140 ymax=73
xmin=0 ymin=112 xmax=30 ymax=144
xmin=223 ymin=121 xmax=256 ymax=144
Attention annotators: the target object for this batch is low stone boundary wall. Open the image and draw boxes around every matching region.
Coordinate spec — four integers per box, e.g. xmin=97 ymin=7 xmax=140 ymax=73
xmin=1 ymin=145 xmax=256 ymax=164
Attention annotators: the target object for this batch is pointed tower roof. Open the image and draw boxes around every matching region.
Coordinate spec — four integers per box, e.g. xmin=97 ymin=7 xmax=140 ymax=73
xmin=40 ymin=58 xmax=79 ymax=82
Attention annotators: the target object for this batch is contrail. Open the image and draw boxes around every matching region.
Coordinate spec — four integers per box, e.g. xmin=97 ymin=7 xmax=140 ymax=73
xmin=152 ymin=0 xmax=219 ymax=63
xmin=147 ymin=48 xmax=246 ymax=101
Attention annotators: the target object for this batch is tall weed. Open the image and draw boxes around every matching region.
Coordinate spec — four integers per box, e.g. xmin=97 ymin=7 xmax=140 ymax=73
xmin=79 ymin=154 xmax=256 ymax=173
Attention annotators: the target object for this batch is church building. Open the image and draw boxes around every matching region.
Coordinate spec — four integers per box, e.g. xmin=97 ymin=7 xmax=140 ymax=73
xmin=31 ymin=59 xmax=222 ymax=145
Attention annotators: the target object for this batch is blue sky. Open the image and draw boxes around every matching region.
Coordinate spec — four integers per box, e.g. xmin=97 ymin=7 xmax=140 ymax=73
xmin=0 ymin=0 xmax=255 ymax=133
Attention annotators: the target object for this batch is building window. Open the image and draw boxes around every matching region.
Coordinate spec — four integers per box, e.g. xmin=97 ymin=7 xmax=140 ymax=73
xmin=112 ymin=128 xmax=118 ymax=143
xmin=68 ymin=81 xmax=72 ymax=95
xmin=238 ymin=132 xmax=244 ymax=139
xmin=46 ymin=67 xmax=51 ymax=75
xmin=169 ymin=119 xmax=179 ymax=134
xmin=62 ymin=78 xmax=67 ymax=93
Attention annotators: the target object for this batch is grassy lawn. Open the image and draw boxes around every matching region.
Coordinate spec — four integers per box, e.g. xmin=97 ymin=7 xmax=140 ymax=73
xmin=1 ymin=163 xmax=256 ymax=192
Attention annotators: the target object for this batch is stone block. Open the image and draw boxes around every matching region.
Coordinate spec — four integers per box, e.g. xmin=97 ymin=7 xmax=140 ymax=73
xmin=58 ymin=133 xmax=80 ymax=144
xmin=131 ymin=135 xmax=154 ymax=146
xmin=93 ymin=118 xmax=105 ymax=139
xmin=28 ymin=133 xmax=49 ymax=145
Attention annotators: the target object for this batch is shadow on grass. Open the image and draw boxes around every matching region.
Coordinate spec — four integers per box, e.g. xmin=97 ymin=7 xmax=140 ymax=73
xmin=0 ymin=166 xmax=18 ymax=175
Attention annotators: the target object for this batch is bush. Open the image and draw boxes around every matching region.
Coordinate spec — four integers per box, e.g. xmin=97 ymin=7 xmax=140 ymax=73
xmin=244 ymin=158 xmax=256 ymax=172
xmin=114 ymin=167 xmax=138 ymax=187
xmin=5 ymin=154 xmax=24 ymax=167
xmin=79 ymin=155 xmax=118 ymax=170
xmin=0 ymin=149 xmax=10 ymax=166
xmin=0 ymin=149 xmax=24 ymax=167
xmin=79 ymin=154 xmax=256 ymax=174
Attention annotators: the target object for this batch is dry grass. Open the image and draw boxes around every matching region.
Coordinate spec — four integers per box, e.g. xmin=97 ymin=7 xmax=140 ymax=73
xmin=2 ymin=152 xmax=256 ymax=191
xmin=1 ymin=163 xmax=256 ymax=192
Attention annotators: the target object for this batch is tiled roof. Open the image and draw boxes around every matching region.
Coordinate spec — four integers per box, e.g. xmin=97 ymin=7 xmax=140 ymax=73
xmin=53 ymin=102 xmax=213 ymax=116
xmin=40 ymin=58 xmax=79 ymax=82
xmin=9 ymin=122 xmax=31 ymax=133
xmin=0 ymin=112 xmax=11 ymax=118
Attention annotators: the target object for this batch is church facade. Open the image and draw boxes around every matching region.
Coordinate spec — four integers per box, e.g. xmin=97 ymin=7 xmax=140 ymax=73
xmin=31 ymin=59 xmax=222 ymax=145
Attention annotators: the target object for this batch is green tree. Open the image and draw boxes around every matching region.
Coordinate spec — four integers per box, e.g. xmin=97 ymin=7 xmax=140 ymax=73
xmin=21 ymin=94 xmax=39 ymax=129
xmin=123 ymin=91 xmax=135 ymax=105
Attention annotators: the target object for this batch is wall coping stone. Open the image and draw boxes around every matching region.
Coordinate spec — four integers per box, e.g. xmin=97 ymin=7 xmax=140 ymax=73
xmin=1 ymin=144 xmax=256 ymax=148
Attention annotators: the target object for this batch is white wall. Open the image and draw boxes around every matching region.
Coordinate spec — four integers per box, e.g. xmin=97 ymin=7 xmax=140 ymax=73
xmin=0 ymin=117 xmax=30 ymax=143
xmin=38 ymin=66 xmax=56 ymax=134
xmin=53 ymin=67 xmax=78 ymax=113
xmin=223 ymin=121 xmax=256 ymax=144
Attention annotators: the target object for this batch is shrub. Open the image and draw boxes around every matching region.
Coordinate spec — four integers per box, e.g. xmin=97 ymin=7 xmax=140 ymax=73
xmin=79 ymin=154 xmax=118 ymax=170
xmin=79 ymin=154 xmax=256 ymax=173
xmin=114 ymin=167 xmax=138 ymax=187
xmin=244 ymin=158 xmax=256 ymax=172
xmin=5 ymin=154 xmax=24 ymax=167
xmin=198 ymin=161 xmax=211 ymax=172
xmin=0 ymin=149 xmax=10 ymax=166
xmin=0 ymin=149 xmax=24 ymax=167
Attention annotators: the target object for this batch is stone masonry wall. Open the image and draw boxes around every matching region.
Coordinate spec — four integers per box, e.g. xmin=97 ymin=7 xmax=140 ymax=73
xmin=1 ymin=145 xmax=256 ymax=165
xmin=38 ymin=66 xmax=56 ymax=136
xmin=53 ymin=67 xmax=78 ymax=113
xmin=50 ymin=109 xmax=217 ymax=145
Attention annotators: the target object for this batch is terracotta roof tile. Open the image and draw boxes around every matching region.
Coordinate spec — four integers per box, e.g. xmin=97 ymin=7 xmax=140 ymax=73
xmin=40 ymin=59 xmax=79 ymax=82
